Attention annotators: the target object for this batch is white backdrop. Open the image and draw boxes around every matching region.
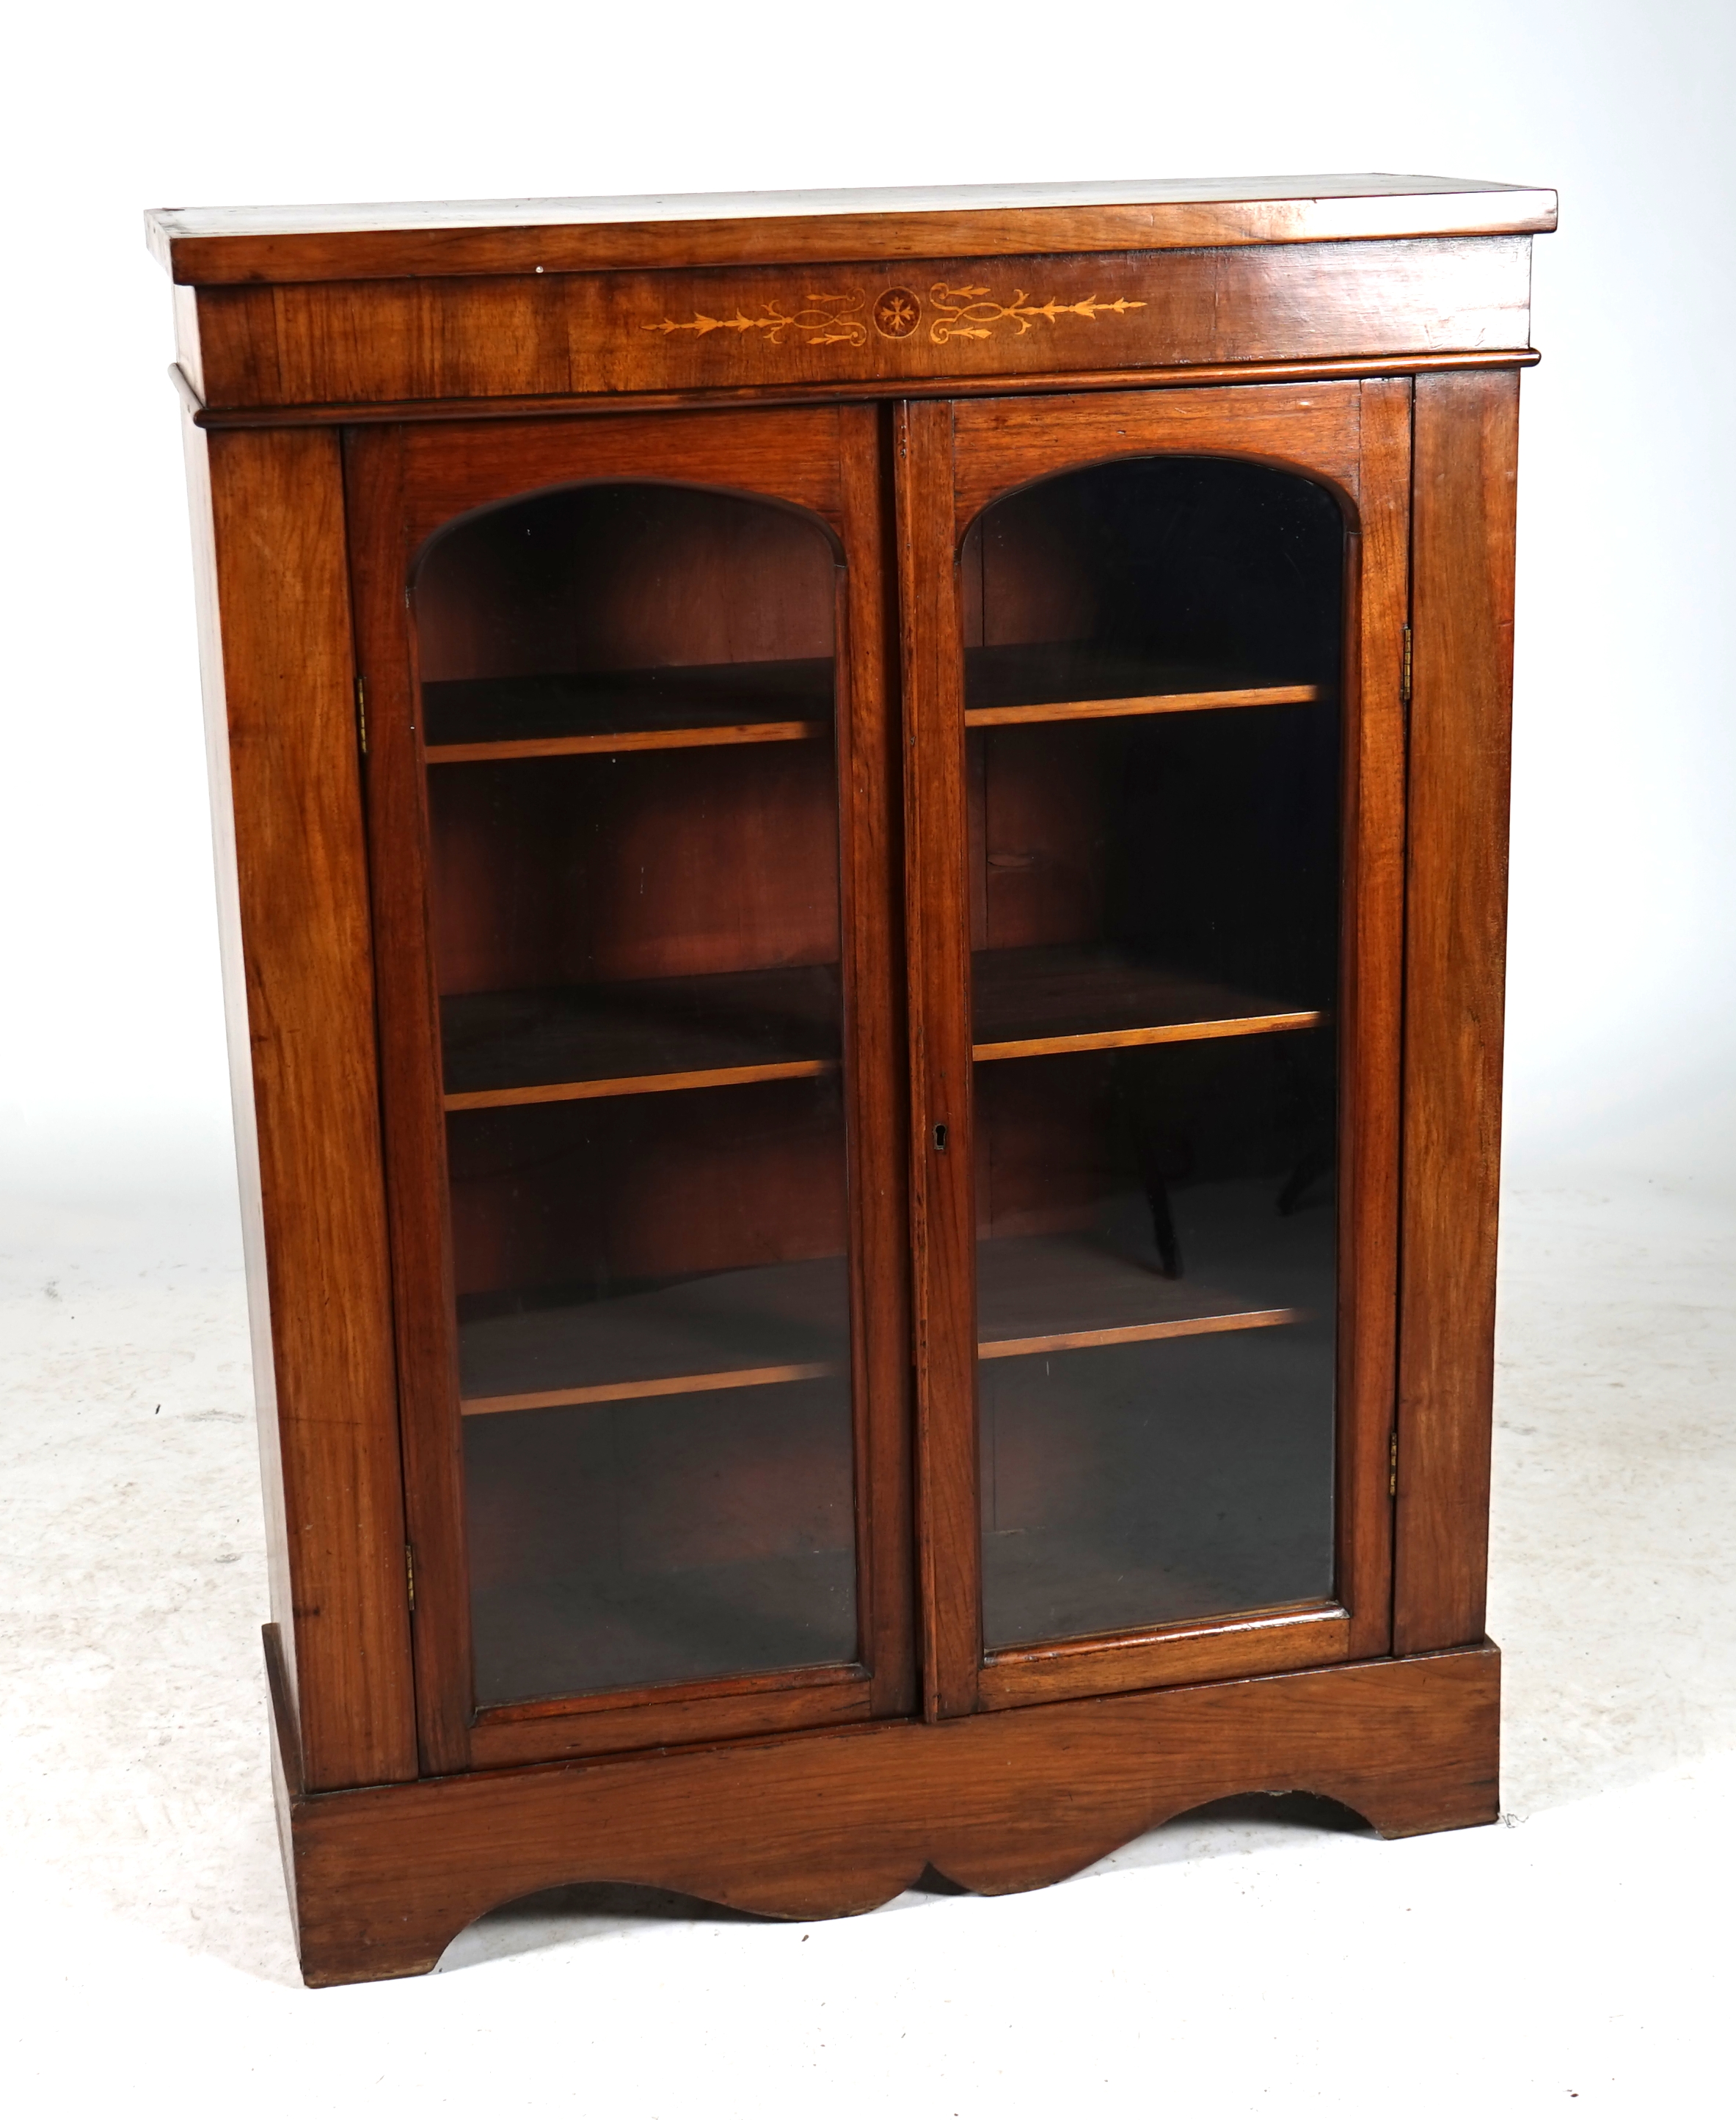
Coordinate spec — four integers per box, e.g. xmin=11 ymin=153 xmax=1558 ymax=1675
xmin=4 ymin=0 xmax=1732 ymax=1213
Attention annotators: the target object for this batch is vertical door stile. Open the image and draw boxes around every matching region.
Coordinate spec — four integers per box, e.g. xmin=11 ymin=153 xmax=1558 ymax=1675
xmin=1340 ymin=376 xmax=1412 ymax=1655
xmin=836 ymin=404 xmax=917 ymax=1718
xmin=896 ymin=400 xmax=985 ymax=1720
xmin=343 ymin=423 xmax=477 ymax=1776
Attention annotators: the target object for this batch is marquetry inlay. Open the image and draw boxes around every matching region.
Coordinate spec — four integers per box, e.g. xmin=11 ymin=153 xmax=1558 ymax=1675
xmin=872 ymin=287 xmax=922 ymax=338
xmin=927 ymin=283 xmax=1148 ymax=343
xmin=640 ymin=278 xmax=1150 ymax=354
xmin=643 ymin=293 xmax=869 ymax=346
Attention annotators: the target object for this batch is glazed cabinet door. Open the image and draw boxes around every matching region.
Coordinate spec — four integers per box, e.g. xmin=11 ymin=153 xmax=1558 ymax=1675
xmin=347 ymin=408 xmax=911 ymax=1771
xmin=900 ymin=382 xmax=1409 ymax=1716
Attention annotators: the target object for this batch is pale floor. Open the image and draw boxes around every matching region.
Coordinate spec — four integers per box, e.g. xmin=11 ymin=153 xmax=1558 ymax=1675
xmin=2 ymin=1168 xmax=1733 ymax=2116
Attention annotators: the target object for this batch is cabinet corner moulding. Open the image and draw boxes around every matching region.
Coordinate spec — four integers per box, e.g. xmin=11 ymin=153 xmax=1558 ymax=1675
xmin=150 ymin=170 xmax=1549 ymax=1984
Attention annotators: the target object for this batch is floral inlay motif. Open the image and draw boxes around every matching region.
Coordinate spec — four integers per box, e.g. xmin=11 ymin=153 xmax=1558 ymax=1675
xmin=640 ymin=280 xmax=1148 ymax=354
xmin=872 ymin=288 xmax=922 ymax=338
xmin=926 ymin=283 xmax=1148 ymax=344
xmin=643 ymin=293 xmax=867 ymax=347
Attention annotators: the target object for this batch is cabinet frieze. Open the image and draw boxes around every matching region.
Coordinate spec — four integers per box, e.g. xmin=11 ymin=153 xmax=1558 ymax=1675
xmin=183 ymin=236 xmax=1533 ymax=411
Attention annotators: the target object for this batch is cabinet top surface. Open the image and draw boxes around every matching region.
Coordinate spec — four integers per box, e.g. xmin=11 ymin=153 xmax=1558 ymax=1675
xmin=145 ymin=172 xmax=1556 ymax=285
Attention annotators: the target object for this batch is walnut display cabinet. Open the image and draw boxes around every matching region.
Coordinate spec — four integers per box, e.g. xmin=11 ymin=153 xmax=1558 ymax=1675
xmin=147 ymin=173 xmax=1556 ymax=1986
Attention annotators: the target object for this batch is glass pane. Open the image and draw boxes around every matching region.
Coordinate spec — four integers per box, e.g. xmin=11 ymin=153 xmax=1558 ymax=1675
xmin=963 ymin=456 xmax=1344 ymax=1651
xmin=415 ymin=482 xmax=857 ymax=1708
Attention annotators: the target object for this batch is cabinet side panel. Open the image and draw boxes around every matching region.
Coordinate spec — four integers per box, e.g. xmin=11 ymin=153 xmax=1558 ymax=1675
xmin=172 ymin=285 xmax=208 ymax=404
xmin=1395 ymin=370 xmax=1519 ymax=1653
xmin=182 ymin=415 xmax=296 ymax=1727
xmin=203 ymin=426 xmax=418 ymax=1786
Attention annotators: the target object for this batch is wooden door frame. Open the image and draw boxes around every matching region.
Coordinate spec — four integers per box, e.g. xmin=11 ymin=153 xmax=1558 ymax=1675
xmin=345 ymin=403 xmax=913 ymax=1773
xmin=899 ymin=379 xmax=1411 ymax=1719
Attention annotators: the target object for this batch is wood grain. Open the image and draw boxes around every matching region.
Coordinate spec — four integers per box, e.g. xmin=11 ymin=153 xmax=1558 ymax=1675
xmin=898 ymin=399 xmax=985 ymax=1721
xmin=344 ymin=423 xmax=478 ymax=1774
xmin=973 ymin=1011 xmax=1324 ymax=1062
xmin=1394 ymin=371 xmax=1520 ymax=1655
xmin=150 ymin=175 xmax=1557 ymax=284
xmin=438 ymin=964 xmax=840 ymax=1099
xmin=461 ymin=1360 xmax=839 ymax=1415
xmin=977 ymin=1604 xmax=1349 ymax=1708
xmin=476 ymin=1655 xmax=867 ymax=1726
xmin=398 ymin=407 xmax=850 ymax=551
xmin=969 ymin=944 xmax=1323 ymax=1052
xmin=424 ymin=720 xmax=826 ymax=762
xmin=979 ymin=1308 xmax=1305 ymax=1361
xmin=445 ymin=1228 xmax=1305 ymax=1424
xmin=951 ymin=382 xmax=1365 ymax=531
xmin=464 ymin=1674 xmax=878 ymax=1771
xmin=273 ymin=1638 xmax=1502 ymax=1984
xmin=418 ymin=530 xmax=834 ymax=695
xmin=353 ymin=402 xmax=919 ymax=1769
xmin=965 ymin=682 xmax=1320 ymax=727
xmin=177 ymin=348 xmax=1542 ymax=433
xmin=445 ymin=1096 xmax=849 ymax=1308
xmin=177 ymin=239 xmax=1534 ymax=411
xmin=834 ymin=402 xmax=919 ymax=1723
xmin=943 ymin=375 xmax=1409 ymax=1694
xmin=442 ymin=1057 xmax=834 ymax=1112
xmin=197 ymin=426 xmax=416 ymax=1791
xmin=428 ymin=751 xmax=841 ymax=998
xmin=159 ymin=184 xmax=1540 ymax=1967
xmin=183 ymin=416 xmax=299 ymax=1736
xmin=445 ymin=1217 xmax=1320 ymax=1412
xmin=1334 ymin=379 xmax=1412 ymax=1658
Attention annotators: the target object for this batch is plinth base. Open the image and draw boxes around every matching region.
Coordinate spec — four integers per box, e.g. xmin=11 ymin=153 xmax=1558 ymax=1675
xmin=266 ymin=1629 xmax=1500 ymax=1987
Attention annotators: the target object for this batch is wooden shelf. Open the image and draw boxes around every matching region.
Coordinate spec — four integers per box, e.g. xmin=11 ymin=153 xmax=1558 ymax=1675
xmin=974 ymin=1187 xmax=1330 ymax=1357
xmin=422 ymin=655 xmax=834 ymax=762
xmin=966 ymin=685 xmax=1319 ymax=729
xmin=440 ymin=951 xmax=1320 ymax=1111
xmin=459 ymin=1255 xmax=850 ymax=1416
xmin=980 ymin=1309 xmax=1303 ymax=1359
xmin=428 ymin=721 xmax=829 ymax=765
xmin=442 ymin=964 xmax=842 ymax=1110
xmin=447 ymin=1057 xmax=834 ymax=1113
xmin=463 ymin=1359 xmax=841 ymax=1416
xmin=458 ymin=1184 xmax=1328 ymax=1416
xmin=420 ymin=648 xmax=1322 ymax=760
xmin=972 ymin=944 xmax=1324 ymax=1060
xmin=964 ymin=643 xmax=1324 ymax=727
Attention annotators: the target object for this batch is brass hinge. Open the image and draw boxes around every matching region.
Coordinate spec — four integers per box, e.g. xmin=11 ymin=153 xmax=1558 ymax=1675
xmin=405 ymin=1542 xmax=416 ymax=1613
xmin=1400 ymin=625 xmax=1413 ymax=709
xmin=1389 ymin=1430 xmax=1398 ymax=1498
xmin=356 ymin=676 xmax=368 ymax=757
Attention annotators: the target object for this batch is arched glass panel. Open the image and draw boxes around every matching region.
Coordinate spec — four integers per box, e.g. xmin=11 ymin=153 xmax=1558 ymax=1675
xmin=960 ymin=456 xmax=1344 ymax=1650
xmin=415 ymin=483 xmax=856 ymax=1707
